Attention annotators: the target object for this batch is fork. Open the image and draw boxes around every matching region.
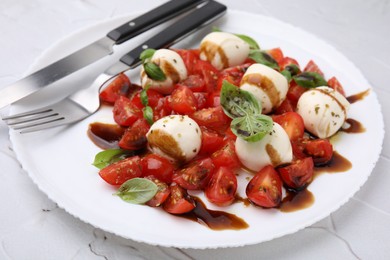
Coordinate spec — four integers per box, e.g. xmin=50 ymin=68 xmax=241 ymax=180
xmin=2 ymin=0 xmax=226 ymax=133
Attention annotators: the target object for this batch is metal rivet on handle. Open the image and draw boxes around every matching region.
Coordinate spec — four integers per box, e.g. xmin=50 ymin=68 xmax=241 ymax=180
xmin=142 ymin=45 xmax=148 ymax=49
xmin=129 ymin=22 xmax=136 ymax=27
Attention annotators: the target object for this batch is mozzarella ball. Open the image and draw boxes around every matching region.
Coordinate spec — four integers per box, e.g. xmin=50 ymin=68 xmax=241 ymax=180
xmin=296 ymin=86 xmax=350 ymax=138
xmin=146 ymin=115 xmax=201 ymax=163
xmin=240 ymin=64 xmax=288 ymax=114
xmin=235 ymin=123 xmax=293 ymax=172
xmin=199 ymin=32 xmax=250 ymax=70
xmin=141 ymin=49 xmax=187 ymax=94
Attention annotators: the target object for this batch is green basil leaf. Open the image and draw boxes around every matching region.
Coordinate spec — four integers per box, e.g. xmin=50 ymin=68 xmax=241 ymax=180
xmin=143 ymin=106 xmax=154 ymax=125
xmin=212 ymin=26 xmax=222 ymax=32
xmin=235 ymin=34 xmax=260 ymax=50
xmin=230 ymin=114 xmax=273 ymax=142
xmin=284 ymin=64 xmax=300 ymax=76
xmin=248 ymin=50 xmax=279 ymax=70
xmin=281 ymin=70 xmax=292 ymax=82
xmin=144 ymin=62 xmax=166 ymax=81
xmin=140 ymin=89 xmax=148 ymax=106
xmin=140 ymin=49 xmax=155 ymax=63
xmin=115 ymin=178 xmax=158 ymax=204
xmin=92 ymin=149 xmax=132 ymax=169
xmin=293 ymin=72 xmax=327 ymax=88
xmin=220 ymin=80 xmax=261 ymax=118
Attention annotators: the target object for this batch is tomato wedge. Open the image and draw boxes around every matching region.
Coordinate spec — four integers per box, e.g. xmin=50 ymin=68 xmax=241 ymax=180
xmin=327 ymin=76 xmax=346 ymax=96
xmin=205 ymin=167 xmax=237 ymax=207
xmin=99 ymin=156 xmax=142 ymax=185
xmin=172 ymin=158 xmax=214 ymax=190
xmin=279 ymin=56 xmax=300 ymax=72
xmin=141 ymin=153 xmax=175 ymax=183
xmin=99 ymin=73 xmax=132 ymax=104
xmin=118 ymin=118 xmax=150 ymax=150
xmin=113 ymin=96 xmax=142 ymax=127
xmin=304 ymin=60 xmax=324 ymax=76
xmin=163 ymin=183 xmax=196 ymax=214
xmin=198 ymin=127 xmax=224 ymax=155
xmin=211 ymin=139 xmax=240 ymax=170
xmin=277 ymin=157 xmax=314 ymax=190
xmin=193 ymin=60 xmax=219 ymax=92
xmin=246 ymin=165 xmax=283 ymax=208
xmin=190 ymin=106 xmax=230 ymax=133
xmin=272 ymin=112 xmax=305 ymax=141
xmin=266 ymin=47 xmax=284 ymax=64
xmin=144 ymin=176 xmax=170 ymax=207
xmin=174 ymin=49 xmax=200 ymax=75
xmin=169 ymin=85 xmax=197 ymax=115
xmin=176 ymin=74 xmax=205 ymax=92
xmin=303 ymin=139 xmax=333 ymax=165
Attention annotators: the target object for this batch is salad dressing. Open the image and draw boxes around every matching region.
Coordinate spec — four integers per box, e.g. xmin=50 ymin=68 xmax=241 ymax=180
xmin=181 ymin=197 xmax=249 ymax=230
xmin=347 ymin=89 xmax=370 ymax=104
xmin=314 ymin=151 xmax=352 ymax=177
xmin=341 ymin=118 xmax=366 ymax=133
xmin=88 ymin=122 xmax=124 ymax=149
xmin=279 ymin=189 xmax=314 ymax=212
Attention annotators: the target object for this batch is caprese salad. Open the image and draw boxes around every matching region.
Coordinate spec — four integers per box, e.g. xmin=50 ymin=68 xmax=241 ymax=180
xmin=91 ymin=29 xmax=352 ymax=215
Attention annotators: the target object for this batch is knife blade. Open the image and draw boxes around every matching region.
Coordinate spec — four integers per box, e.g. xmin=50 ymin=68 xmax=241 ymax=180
xmin=0 ymin=0 xmax=207 ymax=109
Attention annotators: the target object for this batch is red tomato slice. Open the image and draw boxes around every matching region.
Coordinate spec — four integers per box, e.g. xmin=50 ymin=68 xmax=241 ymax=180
xmin=198 ymin=127 xmax=224 ymax=155
xmin=130 ymin=89 xmax=164 ymax=109
xmin=190 ymin=106 xmax=230 ymax=133
xmin=172 ymin=158 xmax=214 ymax=190
xmin=211 ymin=139 xmax=240 ymax=170
xmin=266 ymin=47 xmax=284 ymax=64
xmin=193 ymin=60 xmax=220 ymax=92
xmin=287 ymin=81 xmax=307 ymax=107
xmin=279 ymin=57 xmax=300 ymax=72
xmin=169 ymin=85 xmax=197 ymax=115
xmin=277 ymin=157 xmax=314 ymax=190
xmin=174 ymin=49 xmax=200 ymax=75
xmin=163 ymin=183 xmax=195 ymax=214
xmin=153 ymin=96 xmax=173 ymax=121
xmin=193 ymin=92 xmax=209 ymax=110
xmin=141 ymin=153 xmax=175 ymax=183
xmin=246 ymin=165 xmax=283 ymax=208
xmin=327 ymin=76 xmax=346 ymax=96
xmin=216 ymin=63 xmax=251 ymax=90
xmin=176 ymin=74 xmax=205 ymax=92
xmin=291 ymin=138 xmax=333 ymax=165
xmin=205 ymin=167 xmax=238 ymax=207
xmin=303 ymin=139 xmax=333 ymax=165
xmin=99 ymin=73 xmax=132 ymax=104
xmin=304 ymin=60 xmax=324 ymax=76
xmin=207 ymin=91 xmax=220 ymax=107
xmin=272 ymin=112 xmax=305 ymax=141
xmin=144 ymin=176 xmax=171 ymax=207
xmin=274 ymin=98 xmax=295 ymax=115
xmin=99 ymin=156 xmax=142 ymax=185
xmin=118 ymin=118 xmax=150 ymax=150
xmin=113 ymin=96 xmax=142 ymax=127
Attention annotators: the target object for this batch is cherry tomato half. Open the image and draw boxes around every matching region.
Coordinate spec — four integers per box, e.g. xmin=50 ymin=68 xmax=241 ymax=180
xmin=99 ymin=156 xmax=142 ymax=185
xmin=163 ymin=183 xmax=195 ymax=214
xmin=141 ymin=153 xmax=175 ymax=183
xmin=277 ymin=157 xmax=314 ymax=190
xmin=205 ymin=167 xmax=237 ymax=207
xmin=172 ymin=158 xmax=214 ymax=190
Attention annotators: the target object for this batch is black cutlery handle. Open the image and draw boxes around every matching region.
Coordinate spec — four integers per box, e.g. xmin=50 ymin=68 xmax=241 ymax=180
xmin=108 ymin=0 xmax=206 ymax=44
xmin=120 ymin=0 xmax=227 ymax=67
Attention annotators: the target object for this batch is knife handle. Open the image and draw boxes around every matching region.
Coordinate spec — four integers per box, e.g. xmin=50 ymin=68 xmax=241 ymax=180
xmin=107 ymin=0 xmax=206 ymax=44
xmin=120 ymin=0 xmax=227 ymax=67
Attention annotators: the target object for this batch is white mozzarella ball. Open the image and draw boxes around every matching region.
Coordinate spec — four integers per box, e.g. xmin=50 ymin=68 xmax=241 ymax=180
xmin=297 ymin=86 xmax=350 ymax=138
xmin=199 ymin=32 xmax=250 ymax=70
xmin=141 ymin=49 xmax=187 ymax=94
xmin=235 ymin=123 xmax=293 ymax=172
xmin=146 ymin=115 xmax=201 ymax=162
xmin=240 ymin=64 xmax=288 ymax=114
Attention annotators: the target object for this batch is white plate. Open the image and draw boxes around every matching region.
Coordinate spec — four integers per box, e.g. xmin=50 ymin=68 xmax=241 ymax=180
xmin=9 ymin=10 xmax=384 ymax=248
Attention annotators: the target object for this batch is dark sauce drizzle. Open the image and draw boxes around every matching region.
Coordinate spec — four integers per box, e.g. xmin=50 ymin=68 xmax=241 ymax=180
xmin=88 ymin=122 xmax=125 ymax=150
xmin=180 ymin=197 xmax=249 ymax=230
xmin=347 ymin=89 xmax=370 ymax=104
xmin=341 ymin=118 xmax=366 ymax=134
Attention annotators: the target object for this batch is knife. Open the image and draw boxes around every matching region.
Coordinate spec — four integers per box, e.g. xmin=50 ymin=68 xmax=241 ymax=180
xmin=0 ymin=0 xmax=207 ymax=109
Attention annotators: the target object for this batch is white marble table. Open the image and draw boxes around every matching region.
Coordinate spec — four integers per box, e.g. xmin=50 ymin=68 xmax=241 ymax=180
xmin=0 ymin=0 xmax=389 ymax=259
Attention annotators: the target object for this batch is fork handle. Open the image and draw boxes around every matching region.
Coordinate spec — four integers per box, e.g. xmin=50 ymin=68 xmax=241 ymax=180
xmin=107 ymin=0 xmax=206 ymax=44
xmin=119 ymin=0 xmax=227 ymax=67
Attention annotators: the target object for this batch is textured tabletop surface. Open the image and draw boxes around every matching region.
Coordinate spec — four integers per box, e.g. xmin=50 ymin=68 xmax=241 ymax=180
xmin=0 ymin=0 xmax=389 ymax=259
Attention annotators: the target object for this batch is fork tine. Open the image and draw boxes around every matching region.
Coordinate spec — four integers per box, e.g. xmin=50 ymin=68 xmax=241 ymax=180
xmin=11 ymin=115 xmax=64 ymax=130
xmin=2 ymin=108 xmax=53 ymax=120
xmin=5 ymin=111 xmax=59 ymax=126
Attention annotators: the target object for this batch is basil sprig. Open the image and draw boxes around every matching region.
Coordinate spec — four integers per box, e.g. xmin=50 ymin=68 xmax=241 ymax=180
xmin=140 ymin=49 xmax=166 ymax=81
xmin=92 ymin=149 xmax=134 ymax=169
xmin=139 ymin=85 xmax=154 ymax=125
xmin=281 ymin=64 xmax=300 ymax=82
xmin=220 ymin=81 xmax=273 ymax=142
xmin=248 ymin=50 xmax=279 ymax=70
xmin=116 ymin=178 xmax=158 ymax=204
xmin=293 ymin=71 xmax=327 ymax=88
